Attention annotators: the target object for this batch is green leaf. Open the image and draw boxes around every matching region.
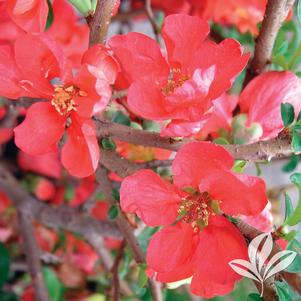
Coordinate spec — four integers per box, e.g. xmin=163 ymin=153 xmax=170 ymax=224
xmin=43 ymin=267 xmax=65 ymax=301
xmin=285 ymin=239 xmax=301 ymax=273
xmin=46 ymin=0 xmax=54 ymax=30
xmin=247 ymin=293 xmax=264 ymax=301
xmin=112 ymin=188 xmax=120 ymax=202
xmin=112 ymin=111 xmax=131 ymax=126
xmin=138 ymin=227 xmax=158 ymax=253
xmin=273 ymin=40 xmax=289 ymax=56
xmin=232 ymin=160 xmax=247 ymax=173
xmin=213 ymin=137 xmax=229 ymax=145
xmin=108 ymin=205 xmax=119 ymax=220
xmin=0 ymin=243 xmax=10 ymax=288
xmin=275 ymin=281 xmax=293 ymax=301
xmin=0 ymin=291 xmax=19 ymax=301
xmin=297 ymin=110 xmax=301 ymax=121
xmin=101 ymin=138 xmax=116 ymax=150
xmin=281 ymin=103 xmax=295 ymax=127
xmin=298 ymin=0 xmax=301 ymax=26
xmin=284 ymin=193 xmax=294 ymax=222
xmin=286 ymin=173 xmax=301 ymax=226
xmin=138 ymin=264 xmax=148 ymax=288
xmin=67 ymin=0 xmax=92 ymax=16
xmin=64 ymin=185 xmax=75 ymax=202
xmin=282 ymin=154 xmax=299 ymax=172
xmin=292 ymin=123 xmax=301 ymax=152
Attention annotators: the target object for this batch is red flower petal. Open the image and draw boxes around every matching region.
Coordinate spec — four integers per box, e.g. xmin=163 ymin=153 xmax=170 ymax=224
xmin=164 ymin=66 xmax=215 ymax=120
xmin=162 ymin=14 xmax=209 ymax=71
xmin=73 ymin=65 xmax=100 ymax=118
xmin=108 ymin=32 xmax=169 ymax=86
xmin=14 ymin=33 xmax=70 ymax=97
xmin=190 ymin=215 xmax=248 ymax=298
xmin=172 ymin=141 xmax=234 ymax=188
xmin=191 ymin=39 xmax=249 ymax=99
xmin=6 ymin=0 xmax=48 ymax=33
xmin=82 ymin=44 xmax=119 ymax=85
xmin=127 ymin=83 xmax=171 ymax=120
xmin=146 ymin=222 xmax=196 ymax=273
xmin=0 ymin=45 xmax=26 ymax=99
xmin=120 ymin=169 xmax=181 ymax=227
xmin=239 ymin=71 xmax=301 ymax=139
xmin=61 ymin=118 xmax=99 ymax=178
xmin=18 ymin=151 xmax=62 ymax=179
xmin=198 ymin=171 xmax=267 ymax=216
xmin=14 ymin=102 xmax=65 ymax=155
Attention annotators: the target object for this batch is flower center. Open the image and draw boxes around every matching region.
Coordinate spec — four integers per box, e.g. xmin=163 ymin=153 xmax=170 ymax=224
xmin=178 ymin=192 xmax=215 ymax=232
xmin=161 ymin=68 xmax=190 ymax=96
xmin=51 ymin=85 xmax=87 ymax=116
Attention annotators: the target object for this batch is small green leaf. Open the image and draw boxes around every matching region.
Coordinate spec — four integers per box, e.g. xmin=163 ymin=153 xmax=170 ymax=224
xmin=46 ymin=0 xmax=54 ymax=30
xmin=282 ymin=155 xmax=299 ymax=172
xmin=112 ymin=188 xmax=120 ymax=202
xmin=64 ymin=185 xmax=75 ymax=202
xmin=108 ymin=205 xmax=119 ymax=220
xmin=101 ymin=138 xmax=116 ymax=150
xmin=292 ymin=124 xmax=301 ymax=152
xmin=286 ymin=173 xmax=301 ymax=226
xmin=298 ymin=0 xmax=301 ymax=25
xmin=297 ymin=110 xmax=301 ymax=121
xmin=275 ymin=281 xmax=293 ymax=301
xmin=95 ymin=192 xmax=106 ymax=200
xmin=0 ymin=243 xmax=10 ymax=288
xmin=284 ymin=193 xmax=294 ymax=222
xmin=285 ymin=239 xmax=301 ymax=273
xmin=232 ymin=160 xmax=247 ymax=173
xmin=67 ymin=0 xmax=92 ymax=16
xmin=273 ymin=40 xmax=289 ymax=56
xmin=43 ymin=267 xmax=65 ymax=301
xmin=0 ymin=291 xmax=19 ymax=301
xmin=281 ymin=103 xmax=295 ymax=127
xmin=291 ymin=172 xmax=301 ymax=186
xmin=247 ymin=293 xmax=264 ymax=301
xmin=112 ymin=111 xmax=131 ymax=126
xmin=213 ymin=137 xmax=230 ymax=145
xmin=138 ymin=264 xmax=148 ymax=288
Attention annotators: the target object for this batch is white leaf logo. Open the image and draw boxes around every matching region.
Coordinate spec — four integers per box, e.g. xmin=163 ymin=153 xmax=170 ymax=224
xmin=229 ymin=233 xmax=297 ymax=296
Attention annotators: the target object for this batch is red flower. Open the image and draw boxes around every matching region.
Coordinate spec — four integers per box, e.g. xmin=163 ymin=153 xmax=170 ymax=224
xmin=162 ymin=93 xmax=238 ymax=138
xmin=2 ymin=0 xmax=48 ymax=34
xmin=18 ymin=151 xmax=62 ymax=178
xmin=109 ymin=14 xmax=249 ymax=136
xmin=200 ymin=0 xmax=267 ymax=35
xmin=34 ymin=178 xmax=57 ymax=201
xmin=120 ymin=141 xmax=267 ymax=297
xmin=0 ymin=33 xmax=119 ymax=177
xmin=239 ymin=71 xmax=301 ymax=140
xmin=46 ymin=0 xmax=89 ymax=67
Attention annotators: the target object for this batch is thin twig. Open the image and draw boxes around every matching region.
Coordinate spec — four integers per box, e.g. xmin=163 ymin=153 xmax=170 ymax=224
xmin=144 ymin=0 xmax=160 ymax=42
xmin=243 ymin=0 xmax=295 ymax=86
xmin=95 ymin=165 xmax=163 ymax=301
xmin=16 ymin=209 xmax=50 ymax=301
xmin=88 ymin=0 xmax=118 ymax=46
xmin=111 ymin=240 xmax=126 ymax=301
xmin=95 ymin=118 xmax=293 ymax=161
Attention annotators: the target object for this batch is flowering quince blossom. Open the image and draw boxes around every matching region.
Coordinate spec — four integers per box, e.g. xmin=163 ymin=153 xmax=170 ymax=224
xmin=120 ymin=141 xmax=267 ymax=297
xmin=108 ymin=14 xmax=249 ymax=137
xmin=239 ymin=71 xmax=301 ymax=140
xmin=0 ymin=0 xmax=48 ymax=35
xmin=0 ymin=33 xmax=119 ymax=177
xmin=163 ymin=93 xmax=238 ymax=138
xmin=46 ymin=0 xmax=89 ymax=67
